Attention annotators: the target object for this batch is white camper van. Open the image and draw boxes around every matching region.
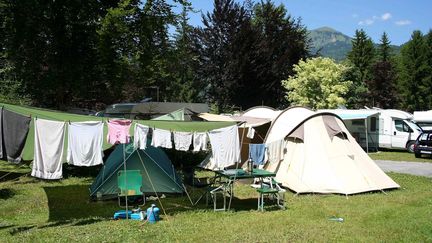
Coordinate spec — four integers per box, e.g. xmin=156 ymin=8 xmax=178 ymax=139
xmin=377 ymin=109 xmax=422 ymax=152
xmin=321 ymin=109 xmax=422 ymax=152
xmin=413 ymin=110 xmax=432 ymax=131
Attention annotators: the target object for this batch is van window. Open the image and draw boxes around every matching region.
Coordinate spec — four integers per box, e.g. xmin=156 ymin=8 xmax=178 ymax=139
xmin=420 ymin=133 xmax=432 ymax=141
xmin=370 ymin=117 xmax=377 ymax=132
xmin=395 ymin=120 xmax=412 ymax=133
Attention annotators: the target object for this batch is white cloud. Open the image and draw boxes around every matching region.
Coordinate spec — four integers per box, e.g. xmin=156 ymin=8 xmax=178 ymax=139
xmin=358 ymin=19 xmax=375 ymax=26
xmin=381 ymin=13 xmax=392 ymax=21
xmin=395 ymin=20 xmax=412 ymax=26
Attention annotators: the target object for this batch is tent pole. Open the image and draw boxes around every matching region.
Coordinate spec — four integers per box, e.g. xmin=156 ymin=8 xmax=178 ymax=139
xmin=123 ymin=143 xmax=128 ymax=220
xmin=365 ymin=119 xmax=369 ymax=153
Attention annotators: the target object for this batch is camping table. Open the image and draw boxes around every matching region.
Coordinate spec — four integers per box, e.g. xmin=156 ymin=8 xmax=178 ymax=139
xmin=213 ymin=169 xmax=277 ymax=211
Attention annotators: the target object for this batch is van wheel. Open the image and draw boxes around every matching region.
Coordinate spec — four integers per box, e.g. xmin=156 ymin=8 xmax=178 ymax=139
xmin=406 ymin=141 xmax=415 ymax=153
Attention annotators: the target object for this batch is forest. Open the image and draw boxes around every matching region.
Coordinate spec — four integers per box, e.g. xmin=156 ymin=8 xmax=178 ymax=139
xmin=1 ymin=0 xmax=432 ymax=112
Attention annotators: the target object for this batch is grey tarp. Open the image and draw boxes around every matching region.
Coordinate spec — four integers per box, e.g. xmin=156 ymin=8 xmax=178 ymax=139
xmin=2 ymin=109 xmax=31 ymax=163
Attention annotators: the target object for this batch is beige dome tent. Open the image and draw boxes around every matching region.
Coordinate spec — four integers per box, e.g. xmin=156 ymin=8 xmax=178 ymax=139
xmin=264 ymin=107 xmax=400 ymax=195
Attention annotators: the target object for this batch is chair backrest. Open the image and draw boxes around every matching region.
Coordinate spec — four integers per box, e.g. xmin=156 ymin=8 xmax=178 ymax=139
xmin=118 ymin=170 xmax=143 ymax=196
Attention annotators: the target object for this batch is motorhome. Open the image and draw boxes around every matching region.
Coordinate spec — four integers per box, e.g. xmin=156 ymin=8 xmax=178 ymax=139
xmin=413 ymin=110 xmax=432 ymax=131
xmin=321 ymin=109 xmax=422 ymax=152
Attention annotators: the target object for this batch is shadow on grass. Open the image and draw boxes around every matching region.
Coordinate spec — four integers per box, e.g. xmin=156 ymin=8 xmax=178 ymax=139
xmin=43 ymin=185 xmax=118 ymax=222
xmin=0 ymin=188 xmax=15 ymax=200
xmin=0 ymin=171 xmax=28 ymax=182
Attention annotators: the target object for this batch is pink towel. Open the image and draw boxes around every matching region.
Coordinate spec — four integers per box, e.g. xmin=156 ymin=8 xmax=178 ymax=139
xmin=107 ymin=120 xmax=132 ymax=144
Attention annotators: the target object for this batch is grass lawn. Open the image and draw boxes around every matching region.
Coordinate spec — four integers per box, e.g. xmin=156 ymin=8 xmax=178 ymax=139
xmin=0 ymin=160 xmax=431 ymax=242
xmin=369 ymin=150 xmax=432 ymax=163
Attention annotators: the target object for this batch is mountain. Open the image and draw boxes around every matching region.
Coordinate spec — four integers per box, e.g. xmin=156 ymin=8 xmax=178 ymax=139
xmin=308 ymin=27 xmax=402 ymax=62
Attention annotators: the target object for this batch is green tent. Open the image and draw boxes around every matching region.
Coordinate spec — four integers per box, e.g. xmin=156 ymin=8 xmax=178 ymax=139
xmin=90 ymin=142 xmax=183 ymax=199
xmin=152 ymin=108 xmax=185 ymax=121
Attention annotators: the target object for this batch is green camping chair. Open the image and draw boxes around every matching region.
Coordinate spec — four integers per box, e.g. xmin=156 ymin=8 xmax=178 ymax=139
xmin=117 ymin=170 xmax=145 ymax=208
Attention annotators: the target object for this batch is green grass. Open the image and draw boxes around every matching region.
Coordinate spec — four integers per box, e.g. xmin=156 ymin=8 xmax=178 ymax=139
xmin=369 ymin=151 xmax=432 ymax=163
xmin=0 ymin=161 xmax=431 ymax=242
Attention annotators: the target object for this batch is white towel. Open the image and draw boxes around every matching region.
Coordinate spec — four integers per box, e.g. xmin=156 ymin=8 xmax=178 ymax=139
xmin=151 ymin=129 xmax=172 ymax=149
xmin=67 ymin=121 xmax=104 ymax=166
xmin=247 ymin=127 xmax=255 ymax=139
xmin=207 ymin=125 xmax=240 ymax=170
xmin=134 ymin=123 xmax=150 ymax=150
xmin=266 ymin=139 xmax=286 ymax=166
xmin=31 ymin=119 xmax=66 ymax=179
xmin=173 ymin=131 xmax=192 ymax=151
xmin=193 ymin=132 xmax=208 ymax=152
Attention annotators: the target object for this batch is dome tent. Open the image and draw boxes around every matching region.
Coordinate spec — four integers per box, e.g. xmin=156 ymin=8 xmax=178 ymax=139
xmin=264 ymin=107 xmax=400 ymax=195
xmin=90 ymin=142 xmax=183 ymax=199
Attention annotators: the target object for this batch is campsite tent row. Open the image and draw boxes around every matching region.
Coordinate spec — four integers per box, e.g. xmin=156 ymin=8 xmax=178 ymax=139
xmin=199 ymin=106 xmax=400 ymax=195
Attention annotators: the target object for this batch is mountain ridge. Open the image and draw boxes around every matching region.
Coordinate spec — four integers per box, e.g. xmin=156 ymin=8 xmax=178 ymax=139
xmin=308 ymin=27 xmax=401 ymax=61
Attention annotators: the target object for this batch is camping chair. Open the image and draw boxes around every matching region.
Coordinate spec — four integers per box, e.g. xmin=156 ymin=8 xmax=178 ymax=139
xmin=256 ymin=178 xmax=285 ymax=211
xmin=117 ymin=170 xmax=145 ymax=208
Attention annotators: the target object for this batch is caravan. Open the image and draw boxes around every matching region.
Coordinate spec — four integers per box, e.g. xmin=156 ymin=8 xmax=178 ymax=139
xmin=322 ymin=109 xmax=423 ymax=152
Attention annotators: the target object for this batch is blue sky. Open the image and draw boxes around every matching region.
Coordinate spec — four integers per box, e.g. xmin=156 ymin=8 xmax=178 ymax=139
xmin=183 ymin=0 xmax=431 ymax=45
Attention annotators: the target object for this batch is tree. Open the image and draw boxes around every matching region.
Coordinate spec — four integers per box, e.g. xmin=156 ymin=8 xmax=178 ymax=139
xmin=346 ymin=29 xmax=375 ymax=107
xmin=251 ymin=0 xmax=310 ymax=108
xmin=169 ymin=0 xmax=203 ymax=103
xmin=366 ymin=32 xmax=399 ymax=108
xmin=192 ymin=0 xmax=255 ymax=111
xmin=282 ymin=57 xmax=352 ymax=109
xmin=378 ymin=32 xmax=391 ymax=62
xmin=399 ymin=30 xmax=430 ymax=111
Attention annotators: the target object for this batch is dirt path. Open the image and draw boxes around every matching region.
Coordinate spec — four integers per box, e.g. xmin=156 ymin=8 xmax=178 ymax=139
xmin=375 ymin=160 xmax=432 ymax=178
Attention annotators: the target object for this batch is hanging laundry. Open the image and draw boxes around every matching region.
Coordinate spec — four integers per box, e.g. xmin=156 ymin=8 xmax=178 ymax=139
xmin=134 ymin=123 xmax=150 ymax=150
xmin=247 ymin=127 xmax=255 ymax=139
xmin=67 ymin=121 xmax=104 ymax=167
xmin=1 ymin=108 xmax=31 ymax=163
xmin=207 ymin=125 xmax=240 ymax=169
xmin=31 ymin=119 xmax=66 ymax=179
xmin=266 ymin=139 xmax=286 ymax=166
xmin=192 ymin=132 xmax=208 ymax=152
xmin=249 ymin=144 xmax=266 ymax=165
xmin=151 ymin=128 xmax=172 ymax=149
xmin=173 ymin=131 xmax=192 ymax=151
xmin=107 ymin=119 xmax=132 ymax=145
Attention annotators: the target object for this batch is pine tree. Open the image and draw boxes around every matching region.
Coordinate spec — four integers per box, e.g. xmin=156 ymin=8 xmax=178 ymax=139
xmin=346 ymin=29 xmax=375 ymax=108
xmin=379 ymin=32 xmax=391 ymax=62
xmin=365 ymin=32 xmax=398 ymax=108
xmin=399 ymin=30 xmax=429 ymax=111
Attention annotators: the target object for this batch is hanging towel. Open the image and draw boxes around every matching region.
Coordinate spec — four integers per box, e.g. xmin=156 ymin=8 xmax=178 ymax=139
xmin=249 ymin=144 xmax=266 ymax=165
xmin=151 ymin=128 xmax=172 ymax=149
xmin=107 ymin=119 xmax=132 ymax=144
xmin=173 ymin=131 xmax=192 ymax=151
xmin=266 ymin=139 xmax=286 ymax=166
xmin=67 ymin=121 xmax=104 ymax=167
xmin=247 ymin=127 xmax=255 ymax=139
xmin=207 ymin=125 xmax=240 ymax=169
xmin=134 ymin=123 xmax=150 ymax=150
xmin=2 ymin=109 xmax=31 ymax=163
xmin=31 ymin=119 xmax=66 ymax=179
xmin=193 ymin=132 xmax=208 ymax=152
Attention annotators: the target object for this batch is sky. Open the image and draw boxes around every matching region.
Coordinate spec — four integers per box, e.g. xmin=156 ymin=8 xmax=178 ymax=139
xmin=183 ymin=0 xmax=431 ymax=45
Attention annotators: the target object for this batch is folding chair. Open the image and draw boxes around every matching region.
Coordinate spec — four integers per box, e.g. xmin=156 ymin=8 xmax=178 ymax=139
xmin=117 ymin=170 xmax=145 ymax=208
xmin=256 ymin=178 xmax=285 ymax=211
